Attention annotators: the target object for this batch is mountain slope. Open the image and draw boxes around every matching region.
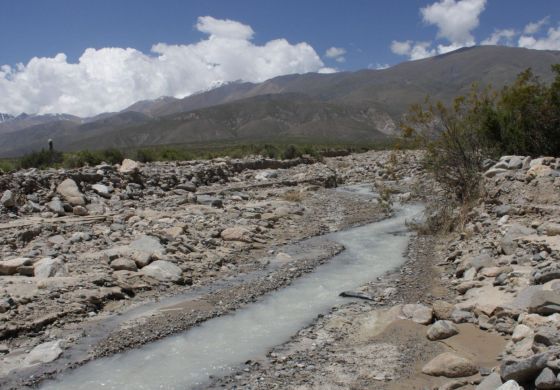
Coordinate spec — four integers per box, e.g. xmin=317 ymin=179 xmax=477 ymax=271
xmin=1 ymin=46 xmax=559 ymax=157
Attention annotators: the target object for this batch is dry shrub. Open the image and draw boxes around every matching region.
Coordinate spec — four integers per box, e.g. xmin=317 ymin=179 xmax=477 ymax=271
xmin=281 ymin=190 xmax=305 ymax=202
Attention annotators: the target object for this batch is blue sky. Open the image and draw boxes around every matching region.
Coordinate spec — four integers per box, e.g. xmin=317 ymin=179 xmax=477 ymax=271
xmin=0 ymin=0 xmax=558 ymax=116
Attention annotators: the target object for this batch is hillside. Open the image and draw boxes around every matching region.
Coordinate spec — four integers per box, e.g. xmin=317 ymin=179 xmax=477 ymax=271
xmin=1 ymin=45 xmax=559 ymax=157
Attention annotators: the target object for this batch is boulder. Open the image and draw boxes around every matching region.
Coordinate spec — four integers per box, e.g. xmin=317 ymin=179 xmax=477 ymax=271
xmin=427 ymin=320 xmax=459 ymax=341
xmin=119 ymin=159 xmax=140 ymax=174
xmin=433 ymin=300 xmax=455 ymax=321
xmin=400 ymin=304 xmax=433 ymax=325
xmin=1 ymin=190 xmax=15 ymax=207
xmin=497 ymin=381 xmax=523 ymax=390
xmin=544 ymin=223 xmax=560 ymax=237
xmin=91 ymin=184 xmax=112 ymax=198
xmin=0 ymin=257 xmax=32 ymax=275
xmin=527 ymin=290 xmax=560 ymax=315
xmin=34 ymin=257 xmax=67 ymax=278
xmin=485 ymin=168 xmax=508 ymax=178
xmin=23 ymin=340 xmax=63 ymax=366
xmin=47 ymin=198 xmax=65 ymax=216
xmin=451 ymin=309 xmax=475 ymax=324
xmin=511 ymin=324 xmax=533 ymax=342
xmin=140 ymin=260 xmax=182 ymax=283
xmin=110 ymin=258 xmax=138 ymax=272
xmin=500 ymin=234 xmax=517 ymax=255
xmin=476 ymin=372 xmax=503 ymax=390
xmin=422 ymin=352 xmax=478 ymax=378
xmin=501 ymin=353 xmax=548 ymax=383
xmin=221 ymin=227 xmax=253 ymax=243
xmin=56 ymin=178 xmax=85 ymax=206
xmin=535 ymin=367 xmax=560 ymax=389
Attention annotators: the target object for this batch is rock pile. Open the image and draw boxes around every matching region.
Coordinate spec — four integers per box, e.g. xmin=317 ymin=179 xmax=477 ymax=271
xmin=417 ymin=155 xmax=560 ymax=388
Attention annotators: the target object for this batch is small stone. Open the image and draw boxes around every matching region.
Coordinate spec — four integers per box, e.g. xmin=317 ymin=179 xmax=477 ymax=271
xmin=433 ymin=300 xmax=455 ymax=321
xmin=110 ymin=258 xmax=138 ymax=272
xmin=47 ymin=198 xmax=65 ymax=216
xmin=1 ymin=190 xmax=16 ymax=207
xmin=476 ymin=372 xmax=503 ymax=390
xmin=221 ymin=227 xmax=253 ymax=243
xmin=119 ymin=159 xmax=140 ymax=174
xmin=140 ymin=260 xmax=182 ymax=282
xmin=496 ymin=380 xmax=523 ymax=390
xmin=34 ymin=257 xmax=68 ymax=278
xmin=23 ymin=340 xmax=63 ymax=366
xmin=427 ymin=320 xmax=459 ymax=340
xmin=512 ymin=324 xmax=533 ymax=342
xmin=72 ymin=205 xmax=88 ymax=216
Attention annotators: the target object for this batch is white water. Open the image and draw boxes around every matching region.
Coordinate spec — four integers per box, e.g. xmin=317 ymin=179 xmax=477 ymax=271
xmin=41 ymin=204 xmax=422 ymax=390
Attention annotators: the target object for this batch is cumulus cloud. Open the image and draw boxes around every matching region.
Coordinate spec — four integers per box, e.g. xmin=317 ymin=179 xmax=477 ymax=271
xmin=523 ymin=16 xmax=550 ymax=35
xmin=518 ymin=26 xmax=560 ymax=50
xmin=391 ymin=0 xmax=485 ymax=61
xmin=421 ymin=0 xmax=486 ymax=45
xmin=325 ymin=47 xmax=346 ymax=62
xmin=481 ymin=29 xmax=516 ymax=46
xmin=0 ymin=16 xmax=331 ymax=117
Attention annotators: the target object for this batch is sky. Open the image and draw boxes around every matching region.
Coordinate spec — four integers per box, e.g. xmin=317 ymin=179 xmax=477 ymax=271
xmin=0 ymin=0 xmax=558 ymax=117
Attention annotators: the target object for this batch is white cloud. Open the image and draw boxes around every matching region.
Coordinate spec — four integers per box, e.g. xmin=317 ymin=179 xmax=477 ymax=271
xmin=391 ymin=0 xmax=485 ymax=61
xmin=518 ymin=26 xmax=560 ymax=50
xmin=481 ymin=28 xmax=516 ymax=45
xmin=325 ymin=47 xmax=346 ymax=58
xmin=325 ymin=46 xmax=346 ymax=63
xmin=523 ymin=16 xmax=550 ymax=35
xmin=0 ymin=16 xmax=331 ymax=117
xmin=390 ymin=40 xmax=412 ymax=56
xmin=390 ymin=40 xmax=436 ymax=60
xmin=195 ymin=16 xmax=254 ymax=40
xmin=421 ymin=0 xmax=486 ymax=45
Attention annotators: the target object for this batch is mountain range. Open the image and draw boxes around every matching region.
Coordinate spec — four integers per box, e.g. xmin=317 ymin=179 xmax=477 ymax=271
xmin=1 ymin=45 xmax=559 ymax=157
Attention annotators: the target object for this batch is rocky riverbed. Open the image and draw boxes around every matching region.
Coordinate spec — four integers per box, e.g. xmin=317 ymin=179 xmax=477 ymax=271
xmin=2 ymin=151 xmax=559 ymax=390
xmin=0 ymin=150 xmax=424 ymax=388
xmin=209 ymin=155 xmax=560 ymax=390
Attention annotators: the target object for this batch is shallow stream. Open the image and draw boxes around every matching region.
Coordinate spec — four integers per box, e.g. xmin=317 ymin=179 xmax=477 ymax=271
xmin=41 ymin=203 xmax=422 ymax=390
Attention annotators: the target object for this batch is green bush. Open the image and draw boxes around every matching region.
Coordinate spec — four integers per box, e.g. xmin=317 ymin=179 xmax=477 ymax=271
xmin=403 ymin=64 xmax=560 ymax=204
xmin=19 ymin=149 xmax=64 ymax=169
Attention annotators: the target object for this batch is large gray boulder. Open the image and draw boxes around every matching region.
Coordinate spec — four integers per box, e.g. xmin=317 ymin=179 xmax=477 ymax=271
xmin=140 ymin=260 xmax=182 ymax=283
xmin=501 ymin=353 xmax=548 ymax=383
xmin=535 ymin=367 xmax=560 ymax=389
xmin=56 ymin=179 xmax=85 ymax=206
xmin=422 ymin=352 xmax=478 ymax=378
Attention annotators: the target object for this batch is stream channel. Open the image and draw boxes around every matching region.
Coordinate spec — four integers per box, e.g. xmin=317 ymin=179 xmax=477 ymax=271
xmin=41 ymin=192 xmax=422 ymax=390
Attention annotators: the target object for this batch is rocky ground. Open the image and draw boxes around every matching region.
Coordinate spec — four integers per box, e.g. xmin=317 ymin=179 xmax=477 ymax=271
xmin=209 ymin=155 xmax=560 ymax=390
xmin=3 ymin=151 xmax=559 ymax=390
xmin=0 ymin=150 xmax=425 ymax=388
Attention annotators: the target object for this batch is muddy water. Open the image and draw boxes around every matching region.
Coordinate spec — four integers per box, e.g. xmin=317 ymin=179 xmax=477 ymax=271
xmin=41 ymin=204 xmax=422 ymax=390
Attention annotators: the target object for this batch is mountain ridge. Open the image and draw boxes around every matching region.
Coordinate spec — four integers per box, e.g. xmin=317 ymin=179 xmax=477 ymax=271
xmin=1 ymin=45 xmax=559 ymax=157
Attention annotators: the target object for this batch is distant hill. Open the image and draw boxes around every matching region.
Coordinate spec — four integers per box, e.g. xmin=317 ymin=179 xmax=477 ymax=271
xmin=1 ymin=45 xmax=559 ymax=157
